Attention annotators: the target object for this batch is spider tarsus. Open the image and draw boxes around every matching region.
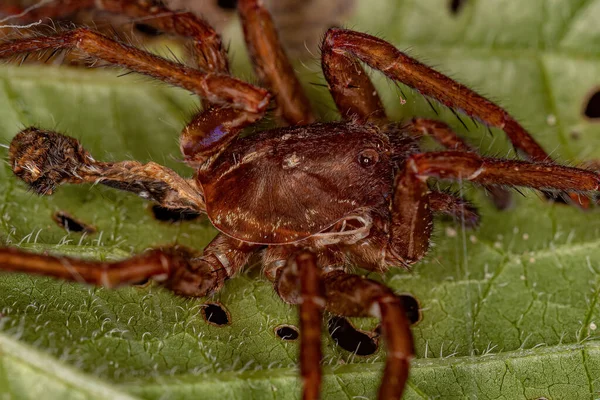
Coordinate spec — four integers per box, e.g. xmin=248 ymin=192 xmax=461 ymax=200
xmin=9 ymin=127 xmax=92 ymax=195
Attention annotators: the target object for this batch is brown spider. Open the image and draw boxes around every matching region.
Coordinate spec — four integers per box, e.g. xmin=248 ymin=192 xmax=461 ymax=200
xmin=0 ymin=1 xmax=599 ymax=399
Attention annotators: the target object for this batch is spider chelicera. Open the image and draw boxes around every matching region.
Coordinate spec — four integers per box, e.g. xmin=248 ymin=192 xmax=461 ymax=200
xmin=0 ymin=1 xmax=599 ymax=399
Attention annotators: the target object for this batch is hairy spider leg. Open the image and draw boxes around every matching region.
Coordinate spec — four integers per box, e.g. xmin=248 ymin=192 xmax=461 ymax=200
xmin=0 ymin=27 xmax=269 ymax=111
xmin=0 ymin=0 xmax=318 ymax=142
xmin=323 ymin=28 xmax=547 ymax=160
xmin=0 ymin=247 xmax=179 ymax=287
xmin=321 ymin=31 xmax=387 ymax=125
xmin=407 ymin=118 xmax=513 ymax=209
xmin=181 ymin=0 xmax=319 ymax=166
xmin=0 ymin=0 xmax=229 ymax=73
xmin=322 ymin=271 xmax=414 ymax=400
xmin=9 ymin=128 xmax=206 ymax=212
xmin=0 ymin=232 xmax=256 ymax=298
xmin=390 ymin=151 xmax=600 ymax=263
xmin=271 ymin=246 xmax=414 ymax=400
xmin=295 ymin=252 xmax=325 ymax=400
xmin=238 ymin=0 xmax=315 ymax=125
xmin=166 ymin=234 xmax=259 ymax=297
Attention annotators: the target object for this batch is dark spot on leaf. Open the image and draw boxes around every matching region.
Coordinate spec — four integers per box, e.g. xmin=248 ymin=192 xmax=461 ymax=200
xmin=201 ymin=303 xmax=230 ymax=326
xmin=134 ymin=23 xmax=162 ymax=36
xmin=449 ymin=0 xmax=466 ymax=15
xmin=583 ymin=88 xmax=600 ymax=119
xmin=328 ymin=316 xmax=378 ymax=356
xmin=570 ymin=130 xmax=581 ymax=140
xmin=151 ymin=205 xmax=201 ymax=223
xmin=275 ymin=325 xmax=299 ymax=341
xmin=52 ymin=211 xmax=95 ymax=234
xmin=400 ymin=294 xmax=421 ymax=325
xmin=217 ymin=0 xmax=238 ymax=10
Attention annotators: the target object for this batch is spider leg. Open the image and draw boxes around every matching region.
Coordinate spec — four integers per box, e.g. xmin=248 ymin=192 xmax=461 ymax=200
xmin=181 ymin=106 xmax=265 ymax=167
xmin=322 ymin=271 xmax=413 ymax=400
xmin=0 ymin=233 xmax=256 ymax=297
xmin=389 ymin=151 xmax=600 ymax=263
xmin=323 ymin=28 xmax=548 ymax=161
xmin=0 ymin=246 xmax=179 ymax=287
xmin=9 ymin=127 xmax=205 ymax=212
xmin=0 ymin=27 xmax=269 ymax=112
xmin=237 ymin=0 xmax=315 ymax=125
xmin=409 ymin=151 xmax=600 ymax=191
xmin=271 ymin=248 xmax=413 ymax=400
xmin=0 ymin=0 xmax=229 ymax=73
xmin=406 ymin=118 xmax=513 ymax=209
xmin=296 ymin=252 xmax=324 ymax=400
xmin=167 ymin=233 xmax=259 ymax=297
xmin=407 ymin=118 xmax=477 ymax=151
xmin=321 ymin=30 xmax=387 ymax=124
xmin=273 ymin=251 xmax=324 ymax=400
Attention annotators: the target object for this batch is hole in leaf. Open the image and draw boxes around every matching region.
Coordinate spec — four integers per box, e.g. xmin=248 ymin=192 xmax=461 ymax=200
xmin=328 ymin=316 xmax=378 ymax=356
xmin=201 ymin=303 xmax=230 ymax=326
xmin=399 ymin=294 xmax=421 ymax=325
xmin=448 ymin=0 xmax=466 ymax=15
xmin=275 ymin=325 xmax=299 ymax=341
xmin=52 ymin=211 xmax=96 ymax=234
xmin=151 ymin=205 xmax=201 ymax=223
xmin=217 ymin=0 xmax=238 ymax=10
xmin=134 ymin=23 xmax=162 ymax=36
xmin=583 ymin=88 xmax=600 ymax=119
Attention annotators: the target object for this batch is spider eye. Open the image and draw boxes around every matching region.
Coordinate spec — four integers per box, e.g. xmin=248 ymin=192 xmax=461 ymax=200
xmin=358 ymin=149 xmax=379 ymax=168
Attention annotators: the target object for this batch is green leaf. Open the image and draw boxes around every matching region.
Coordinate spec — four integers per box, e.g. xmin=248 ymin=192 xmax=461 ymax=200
xmin=2 ymin=0 xmax=600 ymax=398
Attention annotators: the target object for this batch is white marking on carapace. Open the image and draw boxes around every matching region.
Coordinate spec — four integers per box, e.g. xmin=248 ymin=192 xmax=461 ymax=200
xmin=283 ymin=152 xmax=301 ymax=169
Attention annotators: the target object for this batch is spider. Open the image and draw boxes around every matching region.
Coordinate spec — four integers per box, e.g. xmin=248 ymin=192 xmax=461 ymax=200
xmin=0 ymin=1 xmax=599 ymax=399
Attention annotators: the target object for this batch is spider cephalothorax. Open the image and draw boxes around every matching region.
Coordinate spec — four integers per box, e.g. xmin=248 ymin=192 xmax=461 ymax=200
xmin=1 ymin=1 xmax=599 ymax=399
xmin=200 ymin=122 xmax=394 ymax=244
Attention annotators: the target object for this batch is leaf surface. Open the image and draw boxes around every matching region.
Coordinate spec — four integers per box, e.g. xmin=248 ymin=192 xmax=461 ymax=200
xmin=2 ymin=0 xmax=600 ymax=398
